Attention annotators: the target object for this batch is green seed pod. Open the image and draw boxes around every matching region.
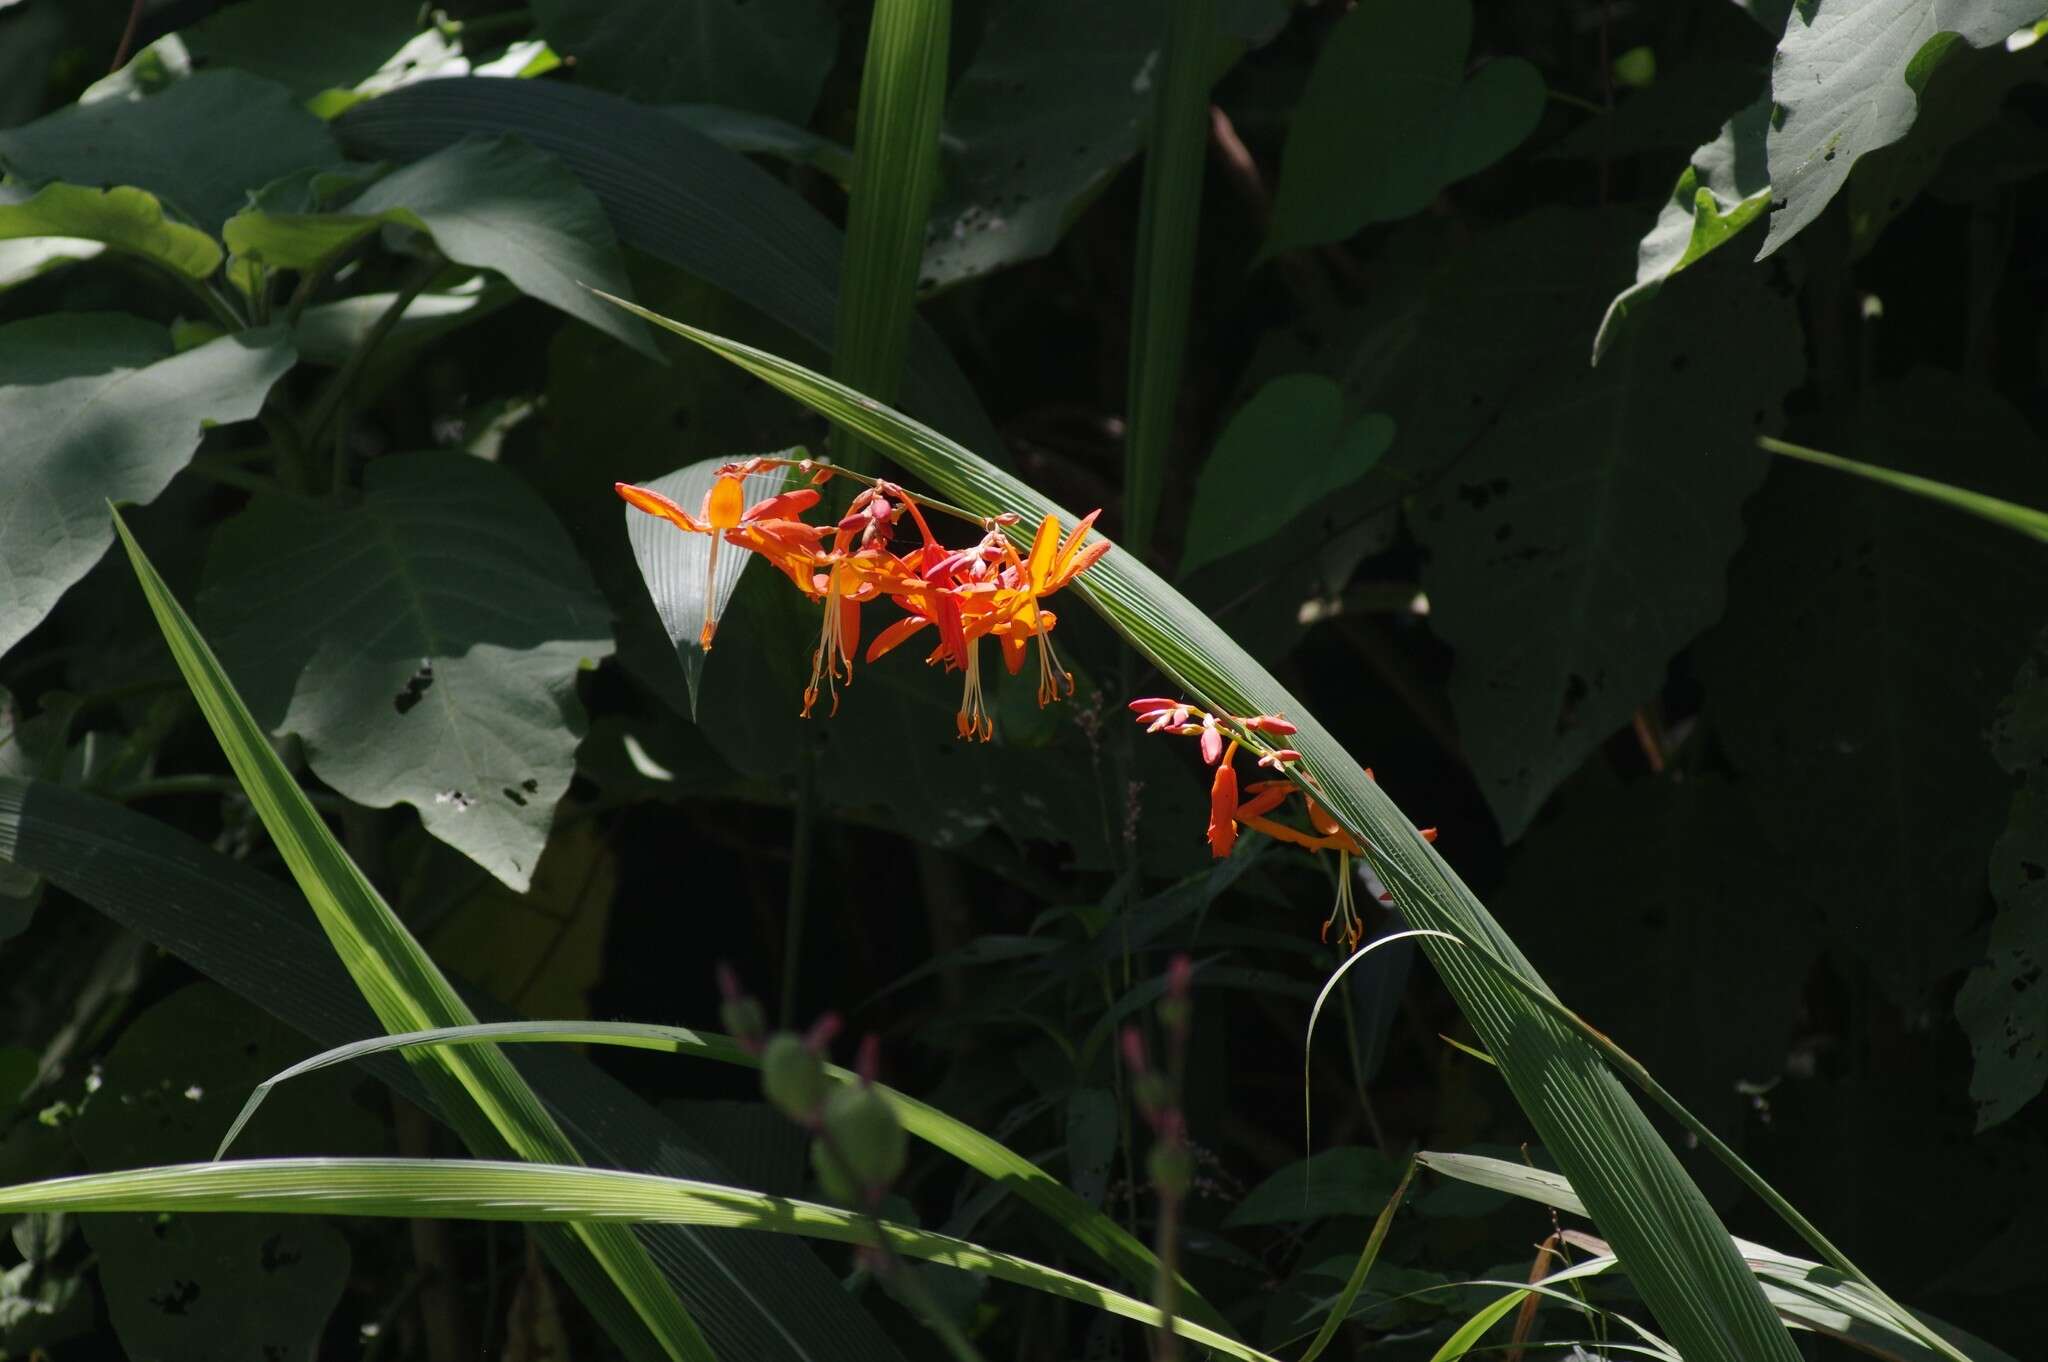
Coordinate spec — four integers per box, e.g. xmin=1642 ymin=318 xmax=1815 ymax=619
xmin=1148 ymin=1140 xmax=1194 ymax=1200
xmin=809 ymin=1134 xmax=861 ymax=1206
xmin=760 ymin=1033 xmax=829 ymax=1123
xmin=720 ymin=994 xmax=766 ymax=1045
xmin=820 ymin=1083 xmax=907 ymax=1191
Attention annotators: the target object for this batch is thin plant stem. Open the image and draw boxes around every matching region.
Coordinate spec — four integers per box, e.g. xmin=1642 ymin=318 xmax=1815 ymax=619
xmin=779 ymin=741 xmax=817 ymax=1030
xmin=108 ymin=0 xmax=146 ymax=72
xmin=303 ymin=257 xmax=442 ymax=470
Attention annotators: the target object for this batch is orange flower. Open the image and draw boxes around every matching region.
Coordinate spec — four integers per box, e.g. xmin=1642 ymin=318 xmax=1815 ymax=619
xmin=616 ymin=475 xmax=820 ymax=648
xmin=1207 ymin=747 xmax=1239 ymax=858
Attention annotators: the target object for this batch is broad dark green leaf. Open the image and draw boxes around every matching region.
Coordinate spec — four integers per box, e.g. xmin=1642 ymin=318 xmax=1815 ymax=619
xmin=75 ymin=984 xmax=377 ymax=1362
xmin=0 ymin=70 xmax=338 ymax=230
xmin=0 ymin=777 xmax=908 ymax=1362
xmin=184 ymin=0 xmax=425 ymax=100
xmin=1266 ymin=0 xmax=1544 ymax=254
xmin=0 ymin=314 xmax=293 ymax=661
xmin=0 ymin=180 xmax=222 ymax=277
xmin=921 ymin=0 xmax=1162 ymax=289
xmin=1505 ymin=774 xmax=1817 ymax=1137
xmin=198 ymin=452 xmax=613 ymax=891
xmin=1410 ymin=211 xmax=1803 ymax=839
xmin=1759 ymin=0 xmax=2047 ymax=256
xmin=1181 ymin=375 xmax=1392 ymax=577
xmin=1956 ymin=628 xmax=2048 ymax=1128
xmin=1224 ymin=1147 xmax=1404 ymax=1228
xmin=1594 ymin=97 xmax=1772 ymax=362
xmin=227 ymin=136 xmax=653 ymax=355
xmin=1701 ymin=369 xmax=2048 ymax=1005
xmin=333 ymin=78 xmax=1002 ymax=456
xmin=532 ymin=0 xmax=836 ymax=125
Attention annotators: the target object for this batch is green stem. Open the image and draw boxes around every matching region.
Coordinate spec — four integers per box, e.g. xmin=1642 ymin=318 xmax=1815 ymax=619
xmin=303 ymin=256 xmax=441 ymax=470
xmin=779 ymin=740 xmax=817 ymax=1031
xmin=1121 ymin=0 xmax=1215 ymax=560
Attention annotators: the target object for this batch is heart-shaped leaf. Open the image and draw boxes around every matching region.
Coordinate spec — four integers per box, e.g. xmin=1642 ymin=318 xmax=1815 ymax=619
xmin=1180 ymin=375 xmax=1392 ymax=577
xmin=1266 ymin=0 xmax=1544 ymax=254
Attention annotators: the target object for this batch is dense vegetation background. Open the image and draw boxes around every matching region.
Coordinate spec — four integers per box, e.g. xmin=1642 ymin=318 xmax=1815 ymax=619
xmin=0 ymin=0 xmax=2044 ymax=1358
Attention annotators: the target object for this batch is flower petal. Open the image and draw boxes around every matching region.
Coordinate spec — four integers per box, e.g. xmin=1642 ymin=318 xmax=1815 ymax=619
xmin=616 ymin=482 xmax=707 ymax=533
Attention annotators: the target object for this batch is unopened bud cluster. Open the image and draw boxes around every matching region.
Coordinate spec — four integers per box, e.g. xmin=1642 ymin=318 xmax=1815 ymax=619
xmin=718 ymin=965 xmax=907 ymax=1209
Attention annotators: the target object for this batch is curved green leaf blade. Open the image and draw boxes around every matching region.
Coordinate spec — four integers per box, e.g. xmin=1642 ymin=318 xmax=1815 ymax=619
xmin=0 ymin=1159 xmax=1277 ymax=1362
xmin=585 ymin=291 xmax=1808 ymax=1362
xmin=1419 ymin=1152 xmax=2014 ymax=1362
xmin=197 ymin=452 xmax=614 ymax=890
xmin=1759 ymin=435 xmax=2048 ymax=544
xmin=185 ymin=0 xmax=427 ymax=101
xmin=108 ymin=517 xmax=709 ymax=1362
xmin=833 ymin=0 xmax=949 ymax=470
xmin=0 ymin=316 xmax=293 ymax=661
xmin=0 ymin=775 xmax=909 ymax=1362
xmin=332 ymin=77 xmax=1001 ymax=456
xmin=0 ymin=180 xmax=223 ymax=277
xmin=1295 ymin=1160 xmax=1416 ymax=1362
xmin=214 ymin=1017 xmax=1234 ymax=1336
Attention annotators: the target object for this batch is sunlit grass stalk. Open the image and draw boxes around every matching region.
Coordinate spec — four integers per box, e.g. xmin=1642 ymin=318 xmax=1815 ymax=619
xmin=830 ymin=0 xmax=951 ymax=474
xmin=1121 ymin=0 xmax=1215 ymax=560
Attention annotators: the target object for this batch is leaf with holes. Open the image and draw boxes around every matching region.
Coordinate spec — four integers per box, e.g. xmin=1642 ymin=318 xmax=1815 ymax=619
xmin=1702 ymin=370 xmax=2048 ymax=1006
xmin=197 ymin=453 xmax=614 ymax=891
xmin=74 ymin=984 xmax=382 ymax=1362
xmin=1759 ymin=0 xmax=2047 ymax=257
xmin=1409 ymin=209 xmax=1803 ymax=839
xmin=0 ymin=314 xmax=293 ymax=662
xmin=1266 ymin=0 xmax=1544 ymax=254
xmin=1957 ymin=628 xmax=2048 ymax=1129
xmin=531 ymin=0 xmax=838 ymax=124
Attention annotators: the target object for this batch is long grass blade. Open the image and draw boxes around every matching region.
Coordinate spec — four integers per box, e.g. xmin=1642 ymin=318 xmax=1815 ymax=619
xmin=213 ymin=1018 xmax=1234 ymax=1336
xmin=107 ymin=510 xmax=709 ymax=1362
xmin=1759 ymin=435 xmax=2048 ymax=543
xmin=1419 ymin=1153 xmax=2005 ymax=1362
xmin=576 ymin=294 xmax=1806 ymax=1362
xmin=1295 ymin=1159 xmax=1416 ymax=1362
xmin=0 ymin=1159 xmax=1278 ymax=1362
xmin=1122 ymin=0 xmax=1215 ymax=558
xmin=832 ymin=0 xmax=950 ymax=471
